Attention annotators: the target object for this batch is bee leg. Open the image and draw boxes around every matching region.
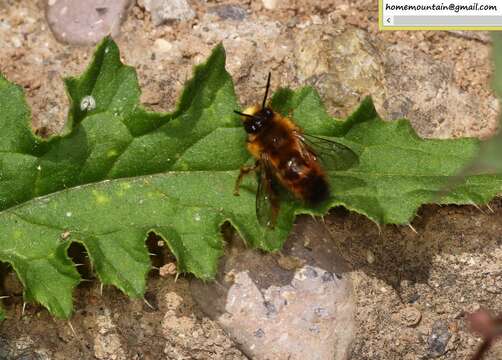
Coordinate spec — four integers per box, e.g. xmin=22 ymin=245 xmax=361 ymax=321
xmin=234 ymin=163 xmax=259 ymax=196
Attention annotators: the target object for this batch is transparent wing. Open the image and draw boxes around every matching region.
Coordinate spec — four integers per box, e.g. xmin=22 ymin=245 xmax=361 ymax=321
xmin=297 ymin=133 xmax=358 ymax=171
xmin=256 ymin=155 xmax=280 ymax=228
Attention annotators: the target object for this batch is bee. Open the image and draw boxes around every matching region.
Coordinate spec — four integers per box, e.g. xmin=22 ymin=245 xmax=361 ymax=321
xmin=234 ymin=73 xmax=356 ymax=228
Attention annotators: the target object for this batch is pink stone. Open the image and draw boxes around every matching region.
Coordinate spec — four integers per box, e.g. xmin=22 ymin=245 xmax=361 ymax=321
xmin=46 ymin=0 xmax=132 ymax=45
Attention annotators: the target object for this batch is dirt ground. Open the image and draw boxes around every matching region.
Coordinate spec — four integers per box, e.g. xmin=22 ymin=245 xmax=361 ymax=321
xmin=0 ymin=0 xmax=501 ymax=359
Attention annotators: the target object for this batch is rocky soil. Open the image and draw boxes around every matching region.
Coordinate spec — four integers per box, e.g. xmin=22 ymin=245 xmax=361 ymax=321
xmin=0 ymin=0 xmax=501 ymax=359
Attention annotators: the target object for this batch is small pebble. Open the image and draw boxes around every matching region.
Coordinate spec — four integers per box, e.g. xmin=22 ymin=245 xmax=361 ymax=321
xmin=153 ymin=38 xmax=173 ymax=53
xmin=148 ymin=0 xmax=195 ymax=26
xmin=159 ymin=262 xmax=177 ymax=277
xmin=46 ymin=0 xmax=131 ymax=45
xmin=209 ymin=5 xmax=247 ymax=21
xmin=395 ymin=306 xmax=422 ymax=327
xmin=276 ymin=255 xmax=304 ymax=271
xmin=366 ymin=250 xmax=375 ymax=264
xmin=427 ymin=320 xmax=451 ymax=358
xmin=262 ymin=0 xmax=280 ymax=10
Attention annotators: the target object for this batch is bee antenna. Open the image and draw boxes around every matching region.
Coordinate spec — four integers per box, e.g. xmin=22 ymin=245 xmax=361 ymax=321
xmin=234 ymin=110 xmax=257 ymax=119
xmin=262 ymin=72 xmax=271 ymax=109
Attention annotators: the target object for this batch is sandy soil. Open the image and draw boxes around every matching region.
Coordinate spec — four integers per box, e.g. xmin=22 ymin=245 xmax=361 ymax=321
xmin=0 ymin=0 xmax=500 ymax=359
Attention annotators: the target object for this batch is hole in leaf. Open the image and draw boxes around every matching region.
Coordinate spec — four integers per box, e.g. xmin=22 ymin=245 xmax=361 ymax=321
xmin=220 ymin=221 xmax=235 ymax=243
xmin=67 ymin=242 xmax=94 ymax=287
xmin=145 ymin=232 xmax=176 ymax=274
xmin=0 ymin=263 xmax=23 ymax=308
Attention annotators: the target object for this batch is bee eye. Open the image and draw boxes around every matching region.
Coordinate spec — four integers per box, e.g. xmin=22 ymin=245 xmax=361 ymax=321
xmin=244 ymin=119 xmax=262 ymax=133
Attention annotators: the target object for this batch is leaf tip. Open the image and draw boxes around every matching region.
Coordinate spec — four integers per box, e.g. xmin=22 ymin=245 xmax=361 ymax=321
xmin=359 ymin=96 xmax=378 ymax=118
xmin=95 ymin=35 xmax=119 ymax=57
xmin=212 ymin=42 xmax=226 ymax=58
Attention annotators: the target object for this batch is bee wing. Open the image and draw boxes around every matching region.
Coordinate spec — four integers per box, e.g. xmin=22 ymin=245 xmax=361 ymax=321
xmin=297 ymin=133 xmax=358 ymax=171
xmin=256 ymin=155 xmax=280 ymax=228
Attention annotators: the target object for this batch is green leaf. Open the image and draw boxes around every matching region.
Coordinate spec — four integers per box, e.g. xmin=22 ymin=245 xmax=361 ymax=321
xmin=0 ymin=37 xmax=500 ymax=319
xmin=272 ymin=89 xmax=502 ymax=224
xmin=0 ymin=38 xmax=293 ymax=318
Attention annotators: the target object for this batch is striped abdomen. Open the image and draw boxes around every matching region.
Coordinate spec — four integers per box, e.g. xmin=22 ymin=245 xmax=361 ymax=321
xmin=276 ymin=150 xmax=330 ymax=205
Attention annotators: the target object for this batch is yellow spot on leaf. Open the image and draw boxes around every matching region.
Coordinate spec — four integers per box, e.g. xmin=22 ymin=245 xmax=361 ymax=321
xmin=107 ymin=149 xmax=118 ymax=158
xmin=93 ymin=190 xmax=110 ymax=204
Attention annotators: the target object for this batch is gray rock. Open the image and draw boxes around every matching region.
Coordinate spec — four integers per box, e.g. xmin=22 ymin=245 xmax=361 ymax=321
xmin=294 ymin=23 xmax=497 ymax=139
xmin=294 ymin=24 xmax=385 ymax=119
xmin=427 ymin=320 xmax=451 ymax=358
xmin=383 ymin=43 xmax=496 ymax=139
xmin=209 ymin=5 xmax=247 ymax=21
xmin=46 ymin=0 xmax=132 ymax=45
xmin=191 ymin=217 xmax=356 ymax=360
xmin=148 ymin=0 xmax=195 ymax=26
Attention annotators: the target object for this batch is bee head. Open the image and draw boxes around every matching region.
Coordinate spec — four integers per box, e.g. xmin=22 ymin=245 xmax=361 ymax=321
xmin=235 ymin=106 xmax=273 ymax=134
xmin=235 ymin=72 xmax=274 ymax=134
